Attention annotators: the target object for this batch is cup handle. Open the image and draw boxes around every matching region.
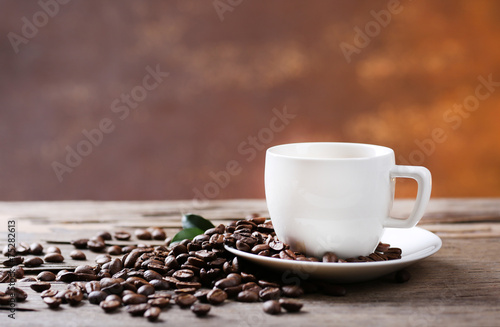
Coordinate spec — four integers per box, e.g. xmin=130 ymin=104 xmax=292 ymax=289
xmin=383 ymin=165 xmax=432 ymax=228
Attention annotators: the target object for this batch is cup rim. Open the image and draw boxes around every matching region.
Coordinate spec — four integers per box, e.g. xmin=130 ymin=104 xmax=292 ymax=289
xmin=266 ymin=142 xmax=393 ymax=160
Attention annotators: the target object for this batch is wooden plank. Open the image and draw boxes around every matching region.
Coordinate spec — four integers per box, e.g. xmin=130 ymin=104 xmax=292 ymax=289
xmin=0 ymin=199 xmax=499 ymax=326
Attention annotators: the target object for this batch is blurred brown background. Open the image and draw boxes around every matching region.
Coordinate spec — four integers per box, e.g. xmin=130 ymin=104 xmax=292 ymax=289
xmin=1 ymin=0 xmax=500 ymax=201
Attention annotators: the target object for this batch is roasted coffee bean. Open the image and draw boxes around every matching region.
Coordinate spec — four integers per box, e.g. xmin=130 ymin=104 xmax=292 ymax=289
xmin=7 ymin=287 xmax=28 ymax=302
xmin=71 ymin=239 xmax=88 ymax=249
xmin=236 ymin=240 xmax=251 ymax=252
xmin=123 ymin=293 xmax=148 ymax=305
xmin=96 ymin=231 xmax=113 ymax=240
xmin=206 ymin=288 xmax=227 ymax=305
xmin=46 ymin=246 xmax=61 ymax=254
xmin=148 ymin=297 xmax=170 ymax=308
xmin=100 ymin=300 xmax=121 ymax=313
xmin=30 ymin=281 xmax=51 ymax=292
xmin=195 ymin=250 xmax=217 ymax=262
xmin=107 ymin=245 xmax=122 ymax=255
xmin=251 ymin=243 xmax=270 ymax=254
xmin=395 ymin=269 xmax=411 ymax=283
xmin=175 ymin=287 xmax=197 ymax=295
xmin=143 ymin=269 xmax=163 ymax=281
xmin=30 ymin=242 xmax=44 ymax=255
xmin=215 ymin=277 xmax=240 ymax=289
xmin=259 ymin=287 xmax=281 ymax=301
xmin=40 ymin=289 xmax=58 ymax=298
xmin=172 ymin=243 xmax=188 ymax=256
xmin=57 ymin=272 xmax=78 ymax=283
xmin=236 ymin=290 xmax=259 ymax=302
xmin=173 ymin=269 xmax=194 ymax=281
xmin=194 ymin=289 xmax=210 ymax=303
xmin=106 ymin=294 xmax=122 ymax=303
xmin=2 ymin=256 xmax=23 ymax=267
xmin=114 ymin=231 xmax=131 ymax=241
xmin=144 ymin=306 xmax=161 ymax=321
xmin=263 ymin=300 xmax=281 ymax=315
xmin=88 ymin=290 xmax=108 ymax=304
xmin=321 ymin=284 xmax=346 ymax=296
xmin=11 ymin=266 xmax=24 ymax=279
xmin=85 ymin=281 xmax=101 ymax=293
xmin=108 ymin=258 xmax=123 ymax=275
xmin=175 ymin=293 xmax=197 ymax=307
xmin=279 ymin=249 xmax=296 ymax=260
xmin=258 ymin=280 xmax=280 ymax=288
xmin=191 ymin=303 xmax=211 ymax=317
xmin=224 ymin=285 xmax=243 ymax=298
xmin=65 ymin=289 xmax=84 ymax=306
xmin=269 ymin=240 xmax=285 ymax=251
xmin=16 ymin=243 xmax=30 ymax=255
xmin=242 ymin=282 xmax=262 ymax=294
xmin=135 ymin=229 xmax=152 ymax=240
xmin=43 ymin=296 xmax=62 ymax=309
xmin=126 ymin=303 xmax=151 ymax=316
xmin=2 ymin=245 xmax=16 ymax=257
xmin=151 ymin=228 xmax=167 ymax=241
xmin=70 ymin=250 xmax=87 ymax=260
xmin=279 ymin=299 xmax=303 ymax=312
xmin=322 ymin=252 xmax=339 ymax=262
xmin=376 ymin=242 xmax=391 ymax=252
xmin=281 ymin=285 xmax=304 ymax=298
xmin=88 ymin=237 xmax=106 ymax=252
xmin=137 ymin=284 xmax=156 ymax=296
xmin=176 ymin=281 xmax=202 ymax=290
xmin=44 ymin=252 xmax=64 ymax=263
xmin=187 ymin=256 xmax=206 ymax=268
xmin=150 ymin=279 xmax=171 ymax=290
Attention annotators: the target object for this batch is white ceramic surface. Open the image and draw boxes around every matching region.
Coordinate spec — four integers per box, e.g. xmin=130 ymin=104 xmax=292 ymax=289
xmin=225 ymin=227 xmax=441 ymax=283
xmin=265 ymin=142 xmax=432 ymax=258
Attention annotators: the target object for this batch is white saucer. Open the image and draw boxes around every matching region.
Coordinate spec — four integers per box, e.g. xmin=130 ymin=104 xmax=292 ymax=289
xmin=225 ymin=227 xmax=442 ymax=283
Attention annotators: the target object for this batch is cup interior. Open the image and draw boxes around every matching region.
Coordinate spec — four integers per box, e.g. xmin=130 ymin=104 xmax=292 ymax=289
xmin=268 ymin=142 xmax=392 ymax=160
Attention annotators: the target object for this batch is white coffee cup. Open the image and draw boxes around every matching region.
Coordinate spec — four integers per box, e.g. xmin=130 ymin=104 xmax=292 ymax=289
xmin=264 ymin=142 xmax=432 ymax=259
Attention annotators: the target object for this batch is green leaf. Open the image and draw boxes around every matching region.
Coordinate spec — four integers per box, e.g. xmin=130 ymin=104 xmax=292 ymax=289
xmin=171 ymin=227 xmax=205 ymax=243
xmin=182 ymin=213 xmax=215 ymax=231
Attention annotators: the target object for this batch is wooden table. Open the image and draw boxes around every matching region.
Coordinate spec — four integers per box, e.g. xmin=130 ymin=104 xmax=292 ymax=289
xmin=1 ymin=199 xmax=499 ymax=326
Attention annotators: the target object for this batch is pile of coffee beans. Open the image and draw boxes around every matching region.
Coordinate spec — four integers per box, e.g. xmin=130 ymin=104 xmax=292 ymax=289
xmin=1 ymin=217 xmax=408 ymax=322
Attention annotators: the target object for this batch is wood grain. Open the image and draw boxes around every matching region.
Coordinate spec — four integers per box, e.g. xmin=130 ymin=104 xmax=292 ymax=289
xmin=1 ymin=199 xmax=499 ymax=326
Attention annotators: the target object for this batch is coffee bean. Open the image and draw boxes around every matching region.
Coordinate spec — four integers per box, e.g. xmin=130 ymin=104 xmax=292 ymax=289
xmin=236 ymin=240 xmax=251 ymax=252
xmin=71 ymin=239 xmax=88 ymax=249
xmin=46 ymin=246 xmax=61 ymax=254
xmin=376 ymin=242 xmax=391 ymax=252
xmin=123 ymin=293 xmax=148 ymax=305
xmin=100 ymin=300 xmax=121 ymax=313
xmin=175 ymin=293 xmax=197 ymax=307
xmin=107 ymin=245 xmax=122 ymax=255
xmin=269 ymin=239 xmax=285 ymax=251
xmin=65 ymin=289 xmax=83 ymax=306
xmin=144 ymin=306 xmax=161 ymax=321
xmin=70 ymin=250 xmax=87 ymax=260
xmin=126 ymin=303 xmax=151 ymax=316
xmin=135 ymin=229 xmax=152 ymax=240
xmin=258 ymin=280 xmax=280 ymax=288
xmin=175 ymin=287 xmax=197 ymax=295
xmin=106 ymin=294 xmax=121 ymax=303
xmin=44 ymin=252 xmax=64 ymax=263
xmin=191 ymin=303 xmax=211 ymax=316
xmin=30 ymin=242 xmax=44 ymax=255
xmin=395 ymin=269 xmax=411 ymax=283
xmin=16 ymin=243 xmax=30 ymax=255
xmin=88 ymin=290 xmax=108 ymax=304
xmin=237 ymin=290 xmax=259 ymax=302
xmin=321 ymin=284 xmax=346 ymax=296
xmin=96 ymin=231 xmax=113 ymax=240
xmin=85 ymin=281 xmax=101 ymax=293
xmin=138 ymin=284 xmax=156 ymax=296
xmin=58 ymin=272 xmax=78 ymax=283
xmin=0 ymin=270 xmax=10 ymax=283
xmin=259 ymin=287 xmax=281 ymax=301
xmin=172 ymin=243 xmax=188 ymax=256
xmin=43 ymin=296 xmax=62 ymax=309
xmin=206 ymin=288 xmax=227 ymax=305
xmin=263 ymin=300 xmax=281 ymax=315
xmin=151 ymin=228 xmax=167 ymax=241
xmin=187 ymin=256 xmax=206 ymax=268
xmin=40 ymin=289 xmax=58 ymax=298
xmin=11 ymin=266 xmax=24 ymax=279
xmin=322 ymin=252 xmax=339 ymax=262
xmin=0 ymin=292 xmax=11 ymax=305
xmin=148 ymin=297 xmax=170 ymax=308
xmin=215 ymin=277 xmax=240 ymax=289
xmin=173 ymin=269 xmax=194 ymax=281
xmin=88 ymin=237 xmax=106 ymax=252
xmin=114 ymin=231 xmax=131 ymax=241
xmin=30 ymin=281 xmax=51 ymax=292
xmin=251 ymin=243 xmax=269 ymax=254
xmin=2 ymin=256 xmax=23 ymax=267
xmin=143 ymin=269 xmax=163 ymax=281
xmin=279 ymin=298 xmax=303 ymax=312
xmin=279 ymin=249 xmax=296 ymax=260
xmin=281 ymin=285 xmax=304 ymax=298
